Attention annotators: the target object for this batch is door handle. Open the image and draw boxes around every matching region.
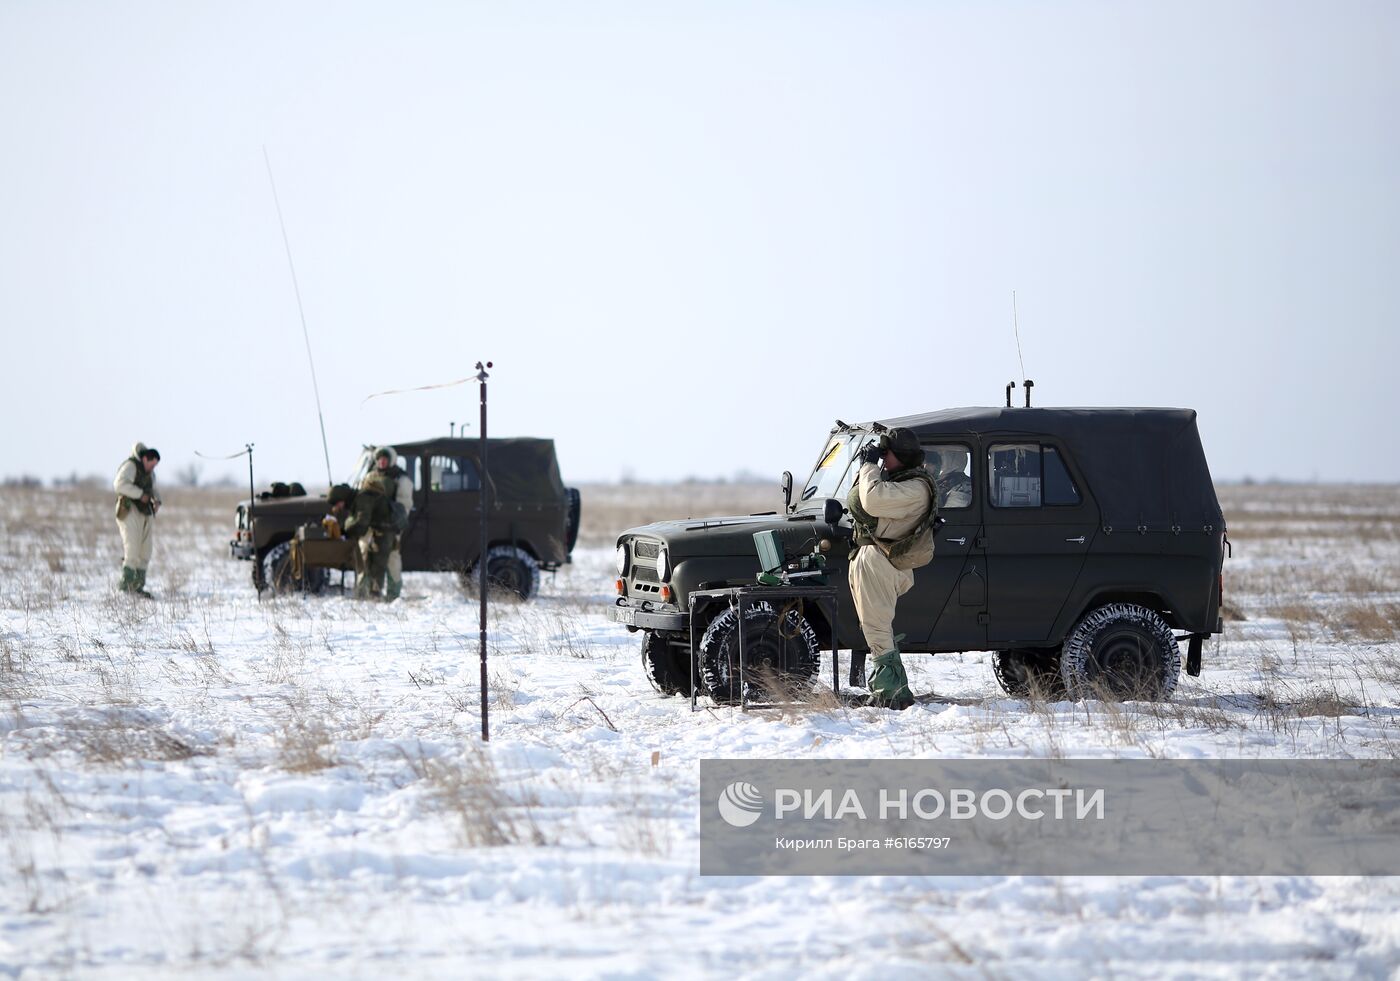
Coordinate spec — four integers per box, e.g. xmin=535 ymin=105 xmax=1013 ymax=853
xmin=947 ymin=537 xmax=967 ymax=546
xmin=1065 ymin=536 xmax=1086 ymax=544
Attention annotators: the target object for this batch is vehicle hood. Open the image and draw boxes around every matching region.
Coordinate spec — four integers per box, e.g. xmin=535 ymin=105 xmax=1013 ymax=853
xmin=619 ymin=511 xmax=840 ymax=558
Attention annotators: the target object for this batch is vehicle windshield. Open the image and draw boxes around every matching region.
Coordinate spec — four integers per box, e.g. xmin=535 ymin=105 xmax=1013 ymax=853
xmin=798 ymin=432 xmax=863 ymax=507
xmin=348 ymin=447 xmax=374 ymax=487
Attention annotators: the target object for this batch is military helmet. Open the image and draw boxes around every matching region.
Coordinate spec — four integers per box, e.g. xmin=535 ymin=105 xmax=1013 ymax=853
xmin=884 ymin=427 xmax=924 ymax=469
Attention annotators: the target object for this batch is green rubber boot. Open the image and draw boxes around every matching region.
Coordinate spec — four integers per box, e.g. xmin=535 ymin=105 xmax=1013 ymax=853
xmin=868 ymin=649 xmax=914 ymax=710
xmin=133 ymin=568 xmax=154 ymax=599
xmin=119 ymin=566 xmax=138 ymax=593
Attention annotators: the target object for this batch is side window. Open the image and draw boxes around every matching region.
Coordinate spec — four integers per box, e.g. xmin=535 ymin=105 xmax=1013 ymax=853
xmin=923 ymin=443 xmax=973 ymax=510
xmin=429 ymin=456 xmax=480 ymax=492
xmin=987 ymin=443 xmax=1081 ymax=508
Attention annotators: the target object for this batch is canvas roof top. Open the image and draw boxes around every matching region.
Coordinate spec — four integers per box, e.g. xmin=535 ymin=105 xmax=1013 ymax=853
xmin=390 ymin=437 xmax=566 ymax=504
xmin=863 ymin=407 xmax=1222 ymax=531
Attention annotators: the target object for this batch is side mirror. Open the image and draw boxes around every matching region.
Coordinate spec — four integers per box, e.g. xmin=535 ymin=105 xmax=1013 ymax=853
xmin=781 ymin=471 xmax=793 ymax=513
xmin=823 ymin=498 xmax=844 ymax=526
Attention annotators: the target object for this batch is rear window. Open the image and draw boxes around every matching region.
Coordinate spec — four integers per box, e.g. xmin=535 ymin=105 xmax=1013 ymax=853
xmin=988 ymin=443 xmax=1081 ymax=508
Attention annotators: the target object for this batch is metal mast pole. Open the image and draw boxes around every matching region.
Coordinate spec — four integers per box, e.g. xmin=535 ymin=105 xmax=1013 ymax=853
xmin=476 ymin=361 xmax=492 ymax=741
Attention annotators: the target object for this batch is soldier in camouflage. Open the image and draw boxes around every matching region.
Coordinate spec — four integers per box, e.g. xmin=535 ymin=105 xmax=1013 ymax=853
xmin=370 ymin=446 xmax=413 ymax=602
xmin=846 ymin=427 xmax=937 ymax=709
xmin=328 ymin=482 xmax=393 ymax=600
xmin=113 ymin=443 xmax=162 ymax=597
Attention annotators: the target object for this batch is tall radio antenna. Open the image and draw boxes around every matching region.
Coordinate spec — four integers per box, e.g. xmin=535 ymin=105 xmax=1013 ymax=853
xmin=264 ymin=146 xmax=333 ymax=488
xmin=1012 ymin=289 xmax=1027 ymax=384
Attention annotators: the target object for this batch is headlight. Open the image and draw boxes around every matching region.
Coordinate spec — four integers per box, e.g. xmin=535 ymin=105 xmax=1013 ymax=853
xmin=656 ymin=545 xmax=670 ymax=581
xmin=615 ymin=543 xmax=628 ymax=575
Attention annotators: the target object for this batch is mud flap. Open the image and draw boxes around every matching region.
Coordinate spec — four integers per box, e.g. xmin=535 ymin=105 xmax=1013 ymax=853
xmin=1186 ymin=635 xmax=1203 ymax=677
xmin=849 ymin=649 xmax=867 ymax=687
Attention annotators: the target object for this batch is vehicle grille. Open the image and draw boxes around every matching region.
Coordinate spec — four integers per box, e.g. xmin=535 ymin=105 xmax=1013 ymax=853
xmin=627 ymin=537 xmax=667 ymax=597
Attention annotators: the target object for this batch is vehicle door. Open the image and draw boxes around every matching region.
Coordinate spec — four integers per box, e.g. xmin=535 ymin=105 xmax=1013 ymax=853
xmin=981 ymin=440 xmax=1099 ymax=644
xmin=894 ymin=440 xmax=988 ymax=652
xmin=395 ymin=452 xmax=429 ymax=570
xmin=420 ymin=454 xmax=485 ymax=570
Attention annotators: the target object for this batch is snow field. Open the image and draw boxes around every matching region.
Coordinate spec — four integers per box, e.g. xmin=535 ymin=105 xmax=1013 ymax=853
xmin=0 ymin=482 xmax=1398 ymax=978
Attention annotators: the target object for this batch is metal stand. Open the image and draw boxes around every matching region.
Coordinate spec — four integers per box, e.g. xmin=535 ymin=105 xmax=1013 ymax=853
xmin=688 ymin=585 xmax=842 ymax=711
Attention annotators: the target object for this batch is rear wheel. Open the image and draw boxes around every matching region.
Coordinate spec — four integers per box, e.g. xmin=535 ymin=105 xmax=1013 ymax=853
xmin=991 ymin=648 xmax=1067 ymax=699
xmin=462 ymin=545 xmax=541 ymax=601
xmin=1060 ymin=603 xmax=1181 ymax=701
xmin=699 ymin=602 xmax=819 ymax=705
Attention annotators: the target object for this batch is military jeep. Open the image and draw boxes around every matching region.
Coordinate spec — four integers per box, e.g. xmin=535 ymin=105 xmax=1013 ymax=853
xmin=230 ymin=437 xmax=580 ymax=599
xmin=607 ymin=407 xmax=1227 ymax=703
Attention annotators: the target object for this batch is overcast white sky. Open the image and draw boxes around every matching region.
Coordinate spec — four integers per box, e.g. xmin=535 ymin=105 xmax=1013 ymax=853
xmin=2 ymin=1 xmax=1397 ymax=487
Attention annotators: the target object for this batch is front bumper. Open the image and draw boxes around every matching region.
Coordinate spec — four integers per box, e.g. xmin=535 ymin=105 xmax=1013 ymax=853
xmin=230 ymin=540 xmax=255 ymax=561
xmin=606 ymin=600 xmax=686 ymax=631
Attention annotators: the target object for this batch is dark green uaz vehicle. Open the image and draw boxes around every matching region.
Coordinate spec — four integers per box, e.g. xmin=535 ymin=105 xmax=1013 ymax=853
xmin=230 ymin=437 xmax=580 ymax=599
xmin=607 ymin=407 xmax=1228 ymax=702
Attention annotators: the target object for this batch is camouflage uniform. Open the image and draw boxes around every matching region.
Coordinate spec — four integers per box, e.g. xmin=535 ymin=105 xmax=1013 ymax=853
xmin=113 ymin=442 xmax=161 ymax=595
xmin=846 ymin=428 xmax=934 ymax=708
xmin=848 ymin=461 xmax=932 ymax=655
xmin=337 ymin=481 xmax=393 ymax=600
xmin=369 ymin=447 xmax=414 ymax=601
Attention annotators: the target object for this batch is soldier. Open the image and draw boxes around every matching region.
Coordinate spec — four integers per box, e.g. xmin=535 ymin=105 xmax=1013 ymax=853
xmin=369 ymin=446 xmax=413 ymax=601
xmin=930 ymin=448 xmax=973 ymax=509
xmin=327 ymin=482 xmax=393 ymax=600
xmin=113 ymin=443 xmax=162 ymax=597
xmin=846 ymin=427 xmax=937 ymax=709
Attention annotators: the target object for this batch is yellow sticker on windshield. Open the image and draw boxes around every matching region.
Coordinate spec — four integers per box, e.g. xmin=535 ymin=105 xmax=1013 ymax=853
xmin=817 ymin=443 xmax=843 ymax=469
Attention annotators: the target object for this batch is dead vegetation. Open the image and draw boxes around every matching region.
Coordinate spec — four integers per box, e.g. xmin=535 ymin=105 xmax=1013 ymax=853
xmin=401 ymin=744 xmax=547 ymax=847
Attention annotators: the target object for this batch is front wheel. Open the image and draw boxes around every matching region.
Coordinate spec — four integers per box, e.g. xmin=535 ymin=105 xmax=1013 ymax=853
xmin=256 ymin=541 xmax=328 ymax=596
xmin=641 ymin=631 xmax=693 ymax=697
xmin=1060 ymin=603 xmax=1181 ymax=701
xmin=699 ymin=602 xmax=819 ymax=705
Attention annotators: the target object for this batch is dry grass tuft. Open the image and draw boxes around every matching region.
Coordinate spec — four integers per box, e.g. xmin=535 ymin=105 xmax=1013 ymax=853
xmin=1292 ymin=686 xmax=1353 ymax=718
xmin=72 ymin=713 xmax=204 ymax=764
xmin=403 ymin=745 xmax=547 ymax=847
xmin=273 ymin=694 xmax=340 ymax=772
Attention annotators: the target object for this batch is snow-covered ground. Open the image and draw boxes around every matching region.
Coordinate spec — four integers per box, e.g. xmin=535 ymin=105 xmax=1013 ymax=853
xmin=2 ymin=482 xmax=1399 ymax=979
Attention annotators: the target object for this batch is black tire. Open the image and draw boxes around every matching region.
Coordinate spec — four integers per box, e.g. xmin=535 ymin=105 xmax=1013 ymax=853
xmin=1060 ymin=603 xmax=1181 ymax=701
xmin=699 ymin=602 xmax=819 ymax=705
xmin=257 ymin=541 xmax=328 ymax=596
xmin=463 ymin=545 xmax=541 ymax=601
xmin=642 ymin=631 xmax=693 ymax=697
xmin=564 ymin=487 xmax=582 ymax=554
xmin=991 ymin=648 xmax=1067 ymax=699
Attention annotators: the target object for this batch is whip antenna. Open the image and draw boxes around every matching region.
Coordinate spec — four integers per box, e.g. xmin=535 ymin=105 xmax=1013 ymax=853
xmin=264 ymin=146 xmax=333 ymax=487
xmin=1012 ymin=290 xmax=1027 ymax=384
xmin=1012 ymin=290 xmax=1035 ymax=406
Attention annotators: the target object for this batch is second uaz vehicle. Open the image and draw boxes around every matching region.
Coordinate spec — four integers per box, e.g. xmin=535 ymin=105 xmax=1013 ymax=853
xmin=231 ymin=436 xmax=580 ymax=599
